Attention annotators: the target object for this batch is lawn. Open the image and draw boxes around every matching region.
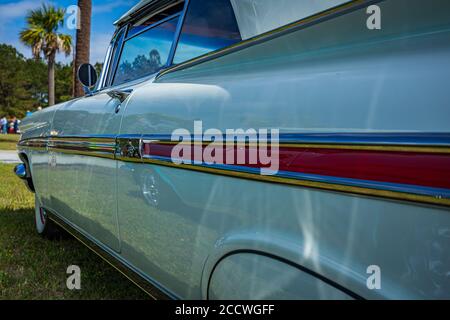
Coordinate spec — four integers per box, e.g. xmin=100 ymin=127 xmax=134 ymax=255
xmin=0 ymin=163 xmax=148 ymax=299
xmin=0 ymin=134 xmax=19 ymax=150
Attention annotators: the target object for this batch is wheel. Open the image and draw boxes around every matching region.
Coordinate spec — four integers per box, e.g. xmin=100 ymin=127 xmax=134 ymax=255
xmin=34 ymin=195 xmax=62 ymax=239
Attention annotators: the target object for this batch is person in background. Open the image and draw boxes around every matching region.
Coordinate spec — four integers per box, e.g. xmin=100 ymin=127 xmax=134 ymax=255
xmin=13 ymin=117 xmax=20 ymax=134
xmin=8 ymin=119 xmax=14 ymax=134
xmin=26 ymin=110 xmax=33 ymax=117
xmin=0 ymin=116 xmax=7 ymax=134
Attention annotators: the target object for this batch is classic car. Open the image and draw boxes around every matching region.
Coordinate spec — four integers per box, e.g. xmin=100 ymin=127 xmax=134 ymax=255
xmin=15 ymin=0 xmax=450 ymax=299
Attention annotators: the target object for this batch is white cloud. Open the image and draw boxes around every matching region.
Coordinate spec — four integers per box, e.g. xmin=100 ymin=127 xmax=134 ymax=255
xmin=0 ymin=0 xmax=50 ymax=21
xmin=13 ymin=33 xmax=111 ymax=65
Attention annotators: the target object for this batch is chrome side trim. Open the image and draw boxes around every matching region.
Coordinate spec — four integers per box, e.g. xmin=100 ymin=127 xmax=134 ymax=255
xmin=139 ymin=133 xmax=450 ymax=153
xmin=17 ymin=138 xmax=47 ymax=150
xmin=141 ymin=154 xmax=450 ymax=207
xmin=48 ymin=136 xmax=117 ymax=159
xmin=18 ymin=132 xmax=450 ymax=154
xmin=17 ymin=132 xmax=450 ymax=207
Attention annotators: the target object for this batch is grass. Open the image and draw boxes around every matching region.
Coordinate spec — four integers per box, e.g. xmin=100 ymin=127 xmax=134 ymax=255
xmin=0 ymin=163 xmax=148 ymax=299
xmin=0 ymin=134 xmax=19 ymax=150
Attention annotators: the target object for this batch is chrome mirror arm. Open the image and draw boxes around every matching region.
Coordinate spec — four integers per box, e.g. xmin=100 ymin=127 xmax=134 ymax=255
xmin=83 ymin=85 xmax=93 ymax=97
xmin=107 ymin=89 xmax=133 ymax=103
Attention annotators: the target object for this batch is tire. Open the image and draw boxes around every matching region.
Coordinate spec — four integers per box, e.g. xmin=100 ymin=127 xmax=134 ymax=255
xmin=34 ymin=195 xmax=62 ymax=239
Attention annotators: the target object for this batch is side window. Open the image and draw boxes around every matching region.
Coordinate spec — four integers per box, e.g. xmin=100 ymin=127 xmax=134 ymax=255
xmin=173 ymin=0 xmax=241 ymax=64
xmin=230 ymin=0 xmax=349 ymax=40
xmin=112 ymin=16 xmax=180 ymax=86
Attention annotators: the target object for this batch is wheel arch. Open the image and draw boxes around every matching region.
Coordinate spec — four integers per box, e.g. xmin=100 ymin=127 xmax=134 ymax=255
xmin=200 ymin=232 xmax=365 ymax=300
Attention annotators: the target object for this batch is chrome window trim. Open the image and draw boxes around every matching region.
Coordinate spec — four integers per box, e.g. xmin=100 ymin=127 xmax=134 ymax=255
xmin=115 ymin=0 xmax=181 ymax=27
xmin=124 ymin=11 xmax=182 ymax=42
xmin=96 ymin=44 xmax=112 ymax=90
xmin=167 ymin=0 xmax=190 ymax=66
xmin=95 ymin=3 xmax=184 ymax=91
xmin=132 ymin=0 xmax=184 ymax=27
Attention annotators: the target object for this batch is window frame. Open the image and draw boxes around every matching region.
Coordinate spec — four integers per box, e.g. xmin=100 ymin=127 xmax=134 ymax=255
xmin=95 ymin=1 xmax=190 ymax=91
xmin=172 ymin=0 xmax=242 ymax=65
xmin=96 ymin=0 xmax=243 ymax=91
xmin=110 ymin=12 xmax=183 ymax=87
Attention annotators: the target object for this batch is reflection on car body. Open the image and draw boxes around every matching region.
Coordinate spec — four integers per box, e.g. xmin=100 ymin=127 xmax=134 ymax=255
xmin=16 ymin=0 xmax=450 ymax=299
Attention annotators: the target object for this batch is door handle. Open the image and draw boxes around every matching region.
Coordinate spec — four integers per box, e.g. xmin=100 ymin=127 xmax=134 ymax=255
xmin=107 ymin=88 xmax=133 ymax=103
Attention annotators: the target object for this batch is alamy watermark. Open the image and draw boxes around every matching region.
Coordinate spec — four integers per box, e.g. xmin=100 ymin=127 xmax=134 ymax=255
xmin=366 ymin=5 xmax=381 ymax=30
xmin=66 ymin=5 xmax=80 ymax=30
xmin=366 ymin=265 xmax=381 ymax=290
xmin=66 ymin=265 xmax=81 ymax=290
xmin=170 ymin=121 xmax=280 ymax=175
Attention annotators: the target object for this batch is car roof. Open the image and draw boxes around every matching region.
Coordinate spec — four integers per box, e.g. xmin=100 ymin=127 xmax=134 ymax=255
xmin=114 ymin=0 xmax=181 ymax=26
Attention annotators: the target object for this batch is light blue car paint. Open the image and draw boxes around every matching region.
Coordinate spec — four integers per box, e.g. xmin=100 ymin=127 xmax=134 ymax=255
xmin=17 ymin=0 xmax=450 ymax=299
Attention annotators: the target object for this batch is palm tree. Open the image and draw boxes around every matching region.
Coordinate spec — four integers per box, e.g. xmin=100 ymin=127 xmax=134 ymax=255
xmin=20 ymin=5 xmax=71 ymax=106
xmin=73 ymin=0 xmax=92 ymax=98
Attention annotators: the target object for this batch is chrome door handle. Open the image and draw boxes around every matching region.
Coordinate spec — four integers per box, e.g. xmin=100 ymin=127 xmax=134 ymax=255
xmin=107 ymin=88 xmax=133 ymax=103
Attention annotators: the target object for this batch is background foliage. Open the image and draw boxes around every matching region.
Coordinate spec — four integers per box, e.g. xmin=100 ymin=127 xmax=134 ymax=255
xmin=0 ymin=163 xmax=147 ymax=299
xmin=0 ymin=43 xmax=103 ymax=119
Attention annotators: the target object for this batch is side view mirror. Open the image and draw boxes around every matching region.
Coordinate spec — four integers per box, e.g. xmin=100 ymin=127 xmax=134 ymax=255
xmin=77 ymin=63 xmax=98 ymax=95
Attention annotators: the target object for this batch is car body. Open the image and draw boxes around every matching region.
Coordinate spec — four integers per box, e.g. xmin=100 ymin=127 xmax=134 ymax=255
xmin=16 ymin=0 xmax=450 ymax=299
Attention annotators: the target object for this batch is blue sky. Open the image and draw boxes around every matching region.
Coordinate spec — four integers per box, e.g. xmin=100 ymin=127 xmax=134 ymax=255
xmin=0 ymin=0 xmax=138 ymax=64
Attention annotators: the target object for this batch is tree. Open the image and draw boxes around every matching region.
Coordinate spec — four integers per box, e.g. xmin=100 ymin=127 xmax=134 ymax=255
xmin=94 ymin=62 xmax=103 ymax=75
xmin=0 ymin=45 xmax=31 ymax=116
xmin=115 ymin=50 xmax=162 ymax=84
xmin=19 ymin=5 xmax=72 ymax=106
xmin=0 ymin=43 xmax=74 ymax=118
xmin=55 ymin=62 xmax=74 ymax=103
xmin=73 ymin=0 xmax=92 ymax=97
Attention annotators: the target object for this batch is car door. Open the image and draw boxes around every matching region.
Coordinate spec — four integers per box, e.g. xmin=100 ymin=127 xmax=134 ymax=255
xmin=47 ymin=94 xmax=122 ymax=251
xmin=46 ymin=28 xmax=128 ymax=252
xmin=118 ymin=0 xmax=450 ymax=301
xmin=116 ymin=0 xmax=243 ymax=298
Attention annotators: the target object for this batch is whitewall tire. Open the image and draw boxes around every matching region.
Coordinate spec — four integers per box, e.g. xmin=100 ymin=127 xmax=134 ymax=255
xmin=34 ymin=195 xmax=61 ymax=239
